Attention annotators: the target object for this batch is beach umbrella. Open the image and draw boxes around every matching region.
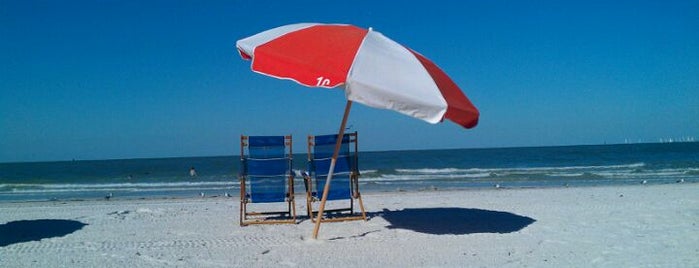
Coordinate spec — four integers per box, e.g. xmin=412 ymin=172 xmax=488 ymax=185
xmin=236 ymin=23 xmax=479 ymax=238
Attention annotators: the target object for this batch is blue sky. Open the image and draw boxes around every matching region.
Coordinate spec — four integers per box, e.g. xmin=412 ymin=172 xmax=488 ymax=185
xmin=1 ymin=0 xmax=698 ymax=162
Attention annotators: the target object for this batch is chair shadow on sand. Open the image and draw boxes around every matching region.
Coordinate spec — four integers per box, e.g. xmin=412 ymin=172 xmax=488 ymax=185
xmin=378 ymin=208 xmax=536 ymax=235
xmin=0 ymin=219 xmax=87 ymax=247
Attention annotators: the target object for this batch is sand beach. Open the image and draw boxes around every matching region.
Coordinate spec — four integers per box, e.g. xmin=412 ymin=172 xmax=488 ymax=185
xmin=1 ymin=183 xmax=697 ymax=267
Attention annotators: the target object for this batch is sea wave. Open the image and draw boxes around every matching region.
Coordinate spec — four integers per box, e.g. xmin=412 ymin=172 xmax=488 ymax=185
xmin=395 ymin=163 xmax=646 ymax=174
xmin=360 ymin=169 xmax=378 ymax=174
xmin=395 ymin=168 xmax=467 ymax=174
xmin=2 ymin=162 xmax=696 ymax=197
xmin=0 ymin=181 xmax=238 ymax=194
xmin=359 ymin=162 xmax=699 ymax=184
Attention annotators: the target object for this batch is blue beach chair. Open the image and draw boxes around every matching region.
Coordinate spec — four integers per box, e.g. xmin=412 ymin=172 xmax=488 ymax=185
xmin=303 ymin=132 xmax=366 ymax=222
xmin=239 ymin=135 xmax=296 ymax=226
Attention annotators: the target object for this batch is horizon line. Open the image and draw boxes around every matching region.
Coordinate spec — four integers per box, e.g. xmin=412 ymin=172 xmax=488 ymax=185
xmin=2 ymin=140 xmax=697 ymax=164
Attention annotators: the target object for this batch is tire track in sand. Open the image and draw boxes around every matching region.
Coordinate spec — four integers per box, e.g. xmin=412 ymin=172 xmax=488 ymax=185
xmin=1 ymin=234 xmax=290 ymax=254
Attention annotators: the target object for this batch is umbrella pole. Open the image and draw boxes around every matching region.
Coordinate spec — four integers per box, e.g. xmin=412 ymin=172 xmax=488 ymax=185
xmin=312 ymin=100 xmax=353 ymax=239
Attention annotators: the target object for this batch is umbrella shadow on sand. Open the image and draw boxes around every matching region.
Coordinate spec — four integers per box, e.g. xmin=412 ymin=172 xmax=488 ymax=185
xmin=378 ymin=208 xmax=535 ymax=235
xmin=0 ymin=219 xmax=87 ymax=247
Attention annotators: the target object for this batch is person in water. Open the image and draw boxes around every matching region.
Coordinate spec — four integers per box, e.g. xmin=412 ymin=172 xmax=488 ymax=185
xmin=189 ymin=167 xmax=197 ymax=177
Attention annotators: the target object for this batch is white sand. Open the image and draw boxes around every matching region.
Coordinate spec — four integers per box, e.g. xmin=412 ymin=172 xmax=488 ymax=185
xmin=1 ymin=184 xmax=697 ymax=267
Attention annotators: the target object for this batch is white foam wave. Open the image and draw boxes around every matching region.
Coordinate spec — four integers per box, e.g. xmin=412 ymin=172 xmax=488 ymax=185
xmin=547 ymin=172 xmax=586 ymax=177
xmin=394 ymin=163 xmax=646 ymax=175
xmin=9 ymin=185 xmax=238 ymax=194
xmin=594 ymin=169 xmax=690 ymax=178
xmin=2 ymin=181 xmax=237 ymax=192
xmin=363 ymin=173 xmax=493 ymax=182
xmin=396 ymin=168 xmax=466 ymax=174
xmin=360 ymin=163 xmax=699 ymax=183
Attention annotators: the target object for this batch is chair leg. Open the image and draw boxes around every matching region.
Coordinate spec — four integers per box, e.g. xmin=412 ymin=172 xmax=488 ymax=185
xmin=357 ymin=193 xmax=367 ymax=221
xmin=306 ymin=180 xmax=318 ymax=220
xmin=240 ymin=177 xmax=246 ymax=226
xmin=350 ymin=196 xmax=355 ymax=214
xmin=240 ymin=201 xmax=246 ymax=226
xmin=306 ymin=195 xmax=313 ymax=219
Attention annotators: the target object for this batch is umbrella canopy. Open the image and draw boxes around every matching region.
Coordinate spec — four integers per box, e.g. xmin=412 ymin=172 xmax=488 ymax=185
xmin=236 ymin=23 xmax=479 ymax=128
xmin=236 ymin=23 xmax=479 ymax=239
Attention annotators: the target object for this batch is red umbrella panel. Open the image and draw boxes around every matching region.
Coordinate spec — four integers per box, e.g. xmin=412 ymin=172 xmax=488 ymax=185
xmin=237 ymin=23 xmax=479 ymax=128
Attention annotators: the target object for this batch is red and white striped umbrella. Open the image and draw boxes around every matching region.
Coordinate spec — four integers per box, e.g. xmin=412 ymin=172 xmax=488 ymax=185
xmin=236 ymin=23 xmax=479 ymax=128
xmin=236 ymin=23 xmax=479 ymax=239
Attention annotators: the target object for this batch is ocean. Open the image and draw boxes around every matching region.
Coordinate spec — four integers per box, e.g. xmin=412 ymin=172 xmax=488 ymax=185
xmin=1 ymin=142 xmax=698 ymax=202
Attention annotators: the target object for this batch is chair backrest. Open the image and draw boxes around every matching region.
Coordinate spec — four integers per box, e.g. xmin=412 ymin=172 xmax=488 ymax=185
xmin=308 ymin=132 xmax=358 ymax=200
xmin=241 ymin=135 xmax=292 ymax=203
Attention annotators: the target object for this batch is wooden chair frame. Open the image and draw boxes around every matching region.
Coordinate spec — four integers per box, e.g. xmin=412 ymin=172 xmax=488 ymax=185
xmin=239 ymin=135 xmax=296 ymax=226
xmin=303 ymin=132 xmax=366 ymax=223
